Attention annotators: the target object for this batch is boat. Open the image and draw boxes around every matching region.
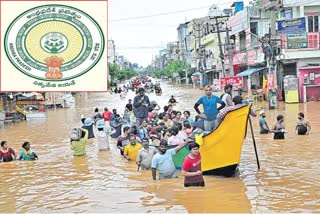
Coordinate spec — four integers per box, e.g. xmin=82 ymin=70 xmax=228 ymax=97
xmin=195 ymin=104 xmax=251 ymax=177
xmin=152 ymin=105 xmax=255 ymax=176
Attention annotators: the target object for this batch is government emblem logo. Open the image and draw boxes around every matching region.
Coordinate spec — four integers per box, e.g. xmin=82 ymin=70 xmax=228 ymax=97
xmin=4 ymin=4 xmax=105 ymax=81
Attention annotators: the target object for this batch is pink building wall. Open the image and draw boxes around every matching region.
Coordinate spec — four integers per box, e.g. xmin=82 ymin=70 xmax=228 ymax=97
xmin=298 ymin=66 xmax=320 ymax=102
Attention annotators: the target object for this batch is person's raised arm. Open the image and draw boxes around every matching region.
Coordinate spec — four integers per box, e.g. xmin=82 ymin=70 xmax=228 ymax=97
xmin=80 ymin=128 xmax=89 ymax=140
xmin=174 ymin=139 xmax=192 ymax=153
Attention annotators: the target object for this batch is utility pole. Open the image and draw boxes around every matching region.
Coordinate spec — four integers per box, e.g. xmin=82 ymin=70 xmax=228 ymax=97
xmin=213 ymin=16 xmax=226 ymax=77
xmin=270 ymin=6 xmax=278 ymax=88
xmin=197 ymin=23 xmax=203 ymax=88
xmin=191 ymin=16 xmax=231 ymax=87
xmin=263 ymin=1 xmax=280 ymax=109
xmin=225 ymin=24 xmax=234 ymax=76
xmin=209 ymin=15 xmax=230 ymax=78
xmin=191 ymin=20 xmax=205 ymax=89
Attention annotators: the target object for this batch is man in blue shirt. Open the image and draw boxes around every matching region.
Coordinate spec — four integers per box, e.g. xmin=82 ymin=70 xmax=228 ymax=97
xmin=259 ymin=110 xmax=270 ymax=134
xmin=194 ymin=85 xmax=225 ymax=131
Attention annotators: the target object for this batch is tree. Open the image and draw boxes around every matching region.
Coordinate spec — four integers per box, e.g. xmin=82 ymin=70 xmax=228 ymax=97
xmin=108 ymin=63 xmax=137 ymax=86
xmin=164 ymin=60 xmax=191 ymax=78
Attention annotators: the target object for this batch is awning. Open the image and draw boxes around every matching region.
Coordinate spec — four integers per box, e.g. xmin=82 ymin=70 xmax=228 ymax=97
xmin=299 ymin=66 xmax=320 ymax=70
xmin=205 ymin=69 xmax=216 ymax=73
xmin=236 ymin=67 xmax=266 ymax=77
xmin=192 ymin=72 xmax=201 ymax=76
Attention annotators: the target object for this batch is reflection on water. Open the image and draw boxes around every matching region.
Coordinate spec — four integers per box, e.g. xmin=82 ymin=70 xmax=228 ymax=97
xmin=0 ymin=81 xmax=319 ymax=212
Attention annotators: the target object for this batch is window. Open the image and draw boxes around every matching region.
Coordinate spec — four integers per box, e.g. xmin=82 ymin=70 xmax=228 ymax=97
xmin=250 ymin=22 xmax=259 ymax=47
xmin=230 ymin=35 xmax=236 ymax=51
xmin=280 ymin=8 xmax=293 ymax=19
xmin=308 ymin=16 xmax=319 ymax=32
xmin=239 ymin=31 xmax=246 ymax=52
xmin=308 ymin=33 xmax=318 ymax=48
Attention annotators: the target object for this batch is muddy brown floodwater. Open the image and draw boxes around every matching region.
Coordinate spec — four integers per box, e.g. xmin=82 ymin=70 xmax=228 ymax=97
xmin=0 ymin=80 xmax=319 ymax=212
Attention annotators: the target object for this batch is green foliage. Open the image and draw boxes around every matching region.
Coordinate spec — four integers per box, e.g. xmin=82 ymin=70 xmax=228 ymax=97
xmin=142 ymin=60 xmax=191 ymax=79
xmin=141 ymin=68 xmax=163 ymax=78
xmin=108 ymin=63 xmax=137 ymax=83
xmin=164 ymin=60 xmax=191 ymax=78
xmin=116 ymin=69 xmax=137 ymax=81
xmin=108 ymin=63 xmax=119 ymax=78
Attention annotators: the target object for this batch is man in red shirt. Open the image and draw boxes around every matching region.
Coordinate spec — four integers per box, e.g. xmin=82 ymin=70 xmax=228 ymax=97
xmin=102 ymin=107 xmax=112 ymax=124
xmin=182 ymin=142 xmax=205 ymax=187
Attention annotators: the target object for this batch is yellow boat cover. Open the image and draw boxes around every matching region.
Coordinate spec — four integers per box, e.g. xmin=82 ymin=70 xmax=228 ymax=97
xmin=196 ymin=105 xmax=250 ymax=171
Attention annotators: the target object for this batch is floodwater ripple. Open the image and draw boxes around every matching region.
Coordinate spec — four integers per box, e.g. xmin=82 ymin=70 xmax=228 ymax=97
xmin=0 ymin=80 xmax=319 ymax=212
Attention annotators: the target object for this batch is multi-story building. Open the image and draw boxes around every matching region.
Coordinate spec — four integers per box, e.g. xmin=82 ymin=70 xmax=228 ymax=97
xmin=177 ymin=22 xmax=192 ymax=64
xmin=159 ymin=49 xmax=168 ymax=69
xmin=188 ymin=17 xmax=209 ymax=74
xmin=275 ymin=0 xmax=320 ymax=102
xmin=226 ymin=3 xmax=266 ymax=93
xmin=116 ymin=55 xmax=130 ymax=70
xmin=108 ymin=40 xmax=116 ymax=64
xmin=188 ymin=5 xmax=229 ymax=86
xmin=224 ymin=0 xmax=320 ymax=102
xmin=166 ymin=42 xmax=180 ymax=61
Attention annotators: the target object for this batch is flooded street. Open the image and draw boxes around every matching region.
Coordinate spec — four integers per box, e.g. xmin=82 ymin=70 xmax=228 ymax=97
xmin=0 ymin=80 xmax=320 ymax=212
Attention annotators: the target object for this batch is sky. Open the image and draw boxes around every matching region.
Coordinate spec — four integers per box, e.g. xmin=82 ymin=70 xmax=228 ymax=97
xmin=109 ymin=0 xmax=250 ymax=67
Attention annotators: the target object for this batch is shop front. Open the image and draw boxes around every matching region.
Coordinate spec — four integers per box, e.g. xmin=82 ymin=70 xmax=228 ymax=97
xmin=236 ymin=67 xmax=266 ymax=94
xmin=298 ymin=66 xmax=320 ymax=102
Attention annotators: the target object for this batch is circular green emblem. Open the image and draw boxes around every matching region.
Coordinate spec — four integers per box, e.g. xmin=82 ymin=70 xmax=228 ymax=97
xmin=4 ymin=4 xmax=105 ymax=81
xmin=41 ymin=32 xmax=68 ymax=54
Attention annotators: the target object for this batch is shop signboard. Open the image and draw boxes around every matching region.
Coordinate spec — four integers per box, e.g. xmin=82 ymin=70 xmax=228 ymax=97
xmin=227 ymin=8 xmax=248 ymax=35
xmin=267 ymin=73 xmax=274 ymax=89
xmin=278 ymin=17 xmax=306 ymax=33
xmin=220 ymin=76 xmax=243 ymax=90
xmin=287 ymin=33 xmax=308 ymax=49
xmin=212 ymin=79 xmax=221 ymax=91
